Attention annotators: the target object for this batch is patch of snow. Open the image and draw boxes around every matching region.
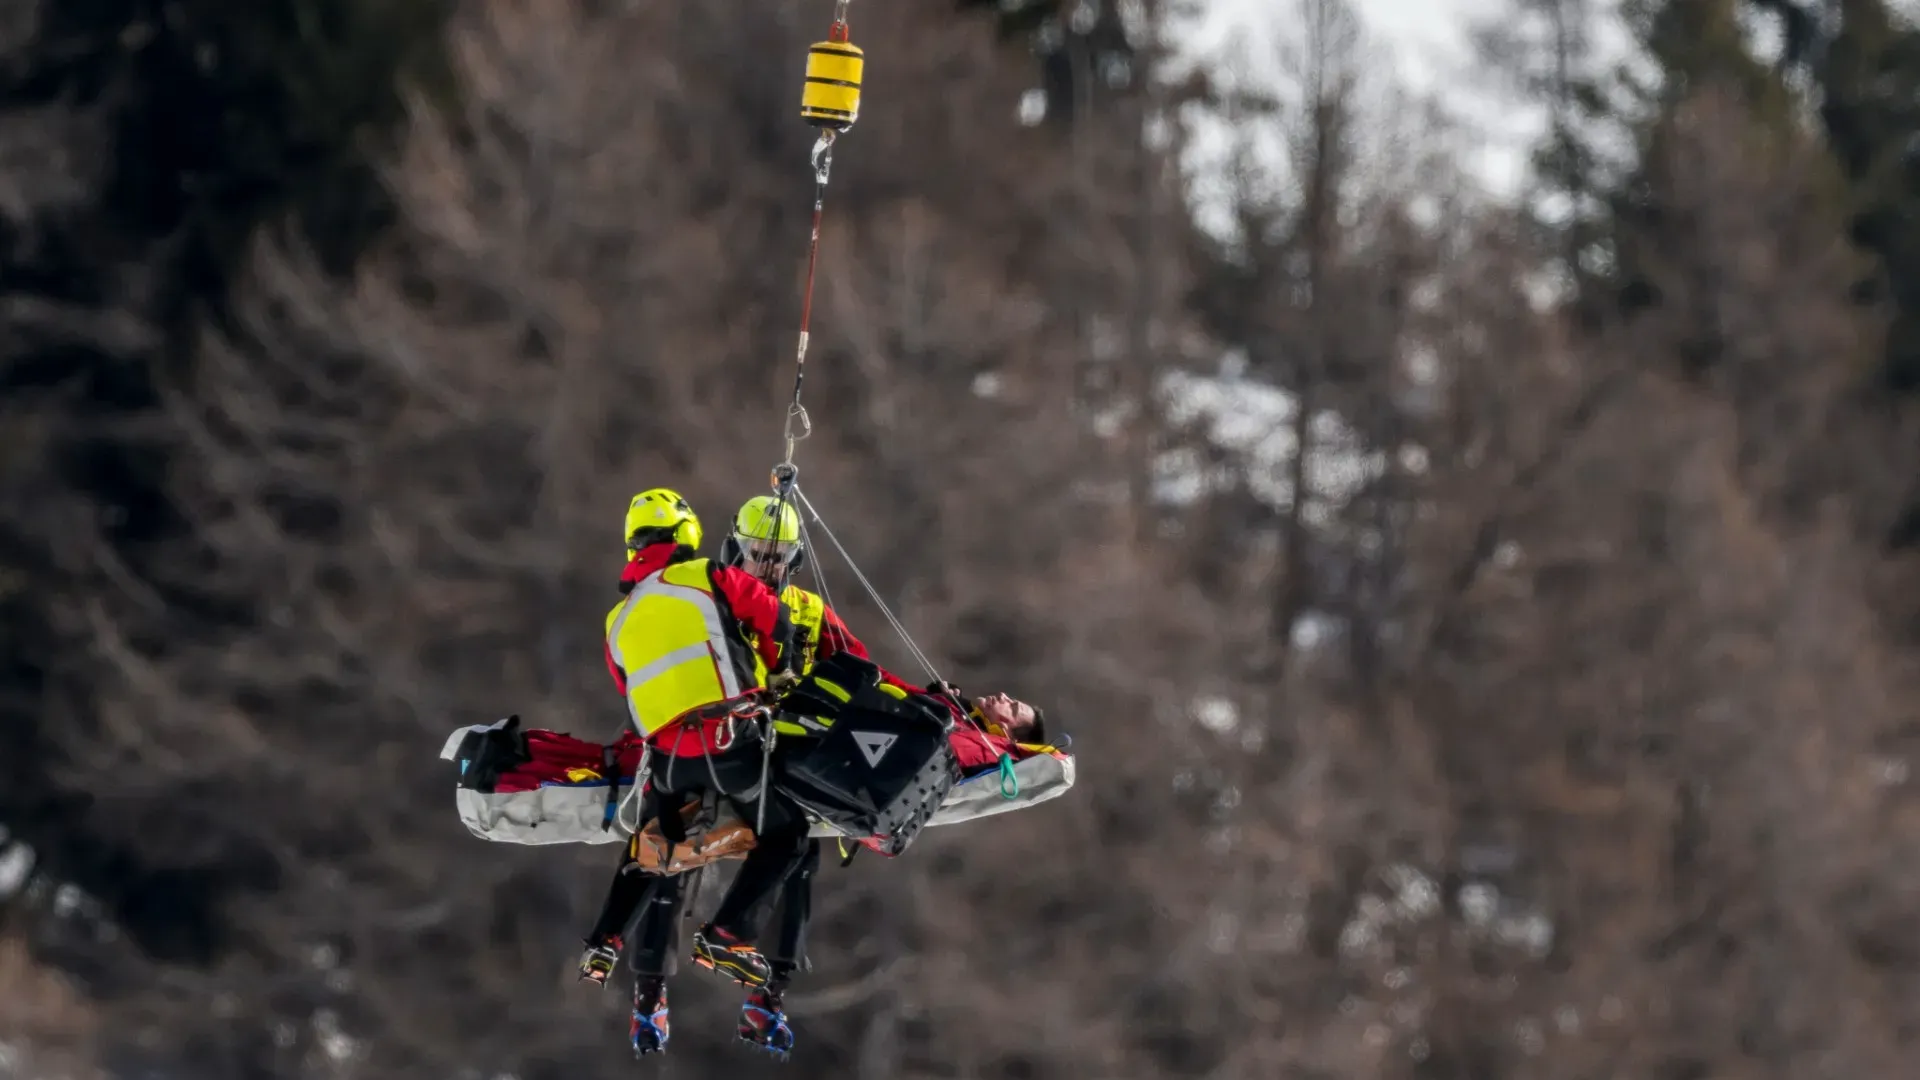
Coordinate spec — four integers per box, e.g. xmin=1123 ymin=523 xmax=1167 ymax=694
xmin=1207 ymin=909 xmax=1239 ymax=953
xmin=313 ymin=1008 xmax=358 ymax=1063
xmin=1292 ymin=610 xmax=1339 ymax=650
xmin=1386 ymin=864 xmax=1440 ymax=919
xmin=0 ymin=842 xmax=35 ymax=899
xmin=1017 ymin=88 xmax=1047 ymax=127
xmin=1515 ymin=1017 xmax=1545 ymax=1055
xmin=1460 ymin=881 xmax=1500 ymax=927
xmin=1156 ymin=369 xmax=1381 ymax=510
xmin=1193 ymin=695 xmax=1239 ymax=733
xmin=1555 ymin=1005 xmax=1582 ymax=1036
xmin=1873 ymin=757 xmax=1909 ymax=786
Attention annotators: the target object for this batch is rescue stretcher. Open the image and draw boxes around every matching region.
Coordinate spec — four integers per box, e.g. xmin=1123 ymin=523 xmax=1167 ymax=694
xmin=440 ymin=717 xmax=1075 ymax=851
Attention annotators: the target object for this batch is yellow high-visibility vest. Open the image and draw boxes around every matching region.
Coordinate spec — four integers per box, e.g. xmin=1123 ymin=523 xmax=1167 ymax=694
xmin=773 ymin=585 xmax=833 ymax=737
xmin=605 ymin=559 xmax=762 ymax=737
xmin=783 ymin=585 xmax=828 ymax=674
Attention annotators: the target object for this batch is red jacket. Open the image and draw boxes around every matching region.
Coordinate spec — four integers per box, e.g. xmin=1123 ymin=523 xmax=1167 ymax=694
xmin=949 ymin=722 xmax=1017 ymax=772
xmin=812 ymin=604 xmax=983 ymax=730
xmin=944 ymin=696 xmax=1052 ymax=771
xmin=606 ymin=542 xmax=794 ymax=756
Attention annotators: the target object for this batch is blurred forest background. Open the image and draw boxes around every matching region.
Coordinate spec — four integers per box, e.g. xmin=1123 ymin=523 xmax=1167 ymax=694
xmin=4 ymin=0 xmax=1920 ymax=1076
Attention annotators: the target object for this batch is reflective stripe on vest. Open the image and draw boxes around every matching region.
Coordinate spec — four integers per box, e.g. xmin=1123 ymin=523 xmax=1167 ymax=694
xmin=606 ymin=559 xmax=744 ymax=736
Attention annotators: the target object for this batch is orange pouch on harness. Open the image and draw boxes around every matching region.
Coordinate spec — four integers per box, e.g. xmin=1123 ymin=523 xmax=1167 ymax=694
xmin=627 ymin=799 xmax=758 ymax=875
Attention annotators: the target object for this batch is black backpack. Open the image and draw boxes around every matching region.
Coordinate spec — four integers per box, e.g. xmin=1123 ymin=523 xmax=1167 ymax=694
xmin=449 ymin=715 xmax=531 ymax=792
xmin=775 ymin=653 xmax=960 ymax=856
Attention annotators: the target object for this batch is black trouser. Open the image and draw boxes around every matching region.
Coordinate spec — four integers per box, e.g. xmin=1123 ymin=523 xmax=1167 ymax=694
xmin=766 ymin=838 xmax=820 ymax=987
xmin=587 ymin=860 xmax=684 ymax=978
xmin=627 ymin=874 xmax=684 ymax=978
xmin=585 ymin=734 xmax=815 ymax=981
xmin=605 ymin=838 xmax=817 ymax=986
xmin=585 ymin=782 xmax=680 ymax=978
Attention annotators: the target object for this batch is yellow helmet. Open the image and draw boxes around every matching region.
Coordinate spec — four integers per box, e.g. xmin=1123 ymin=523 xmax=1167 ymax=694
xmin=734 ymin=495 xmax=801 ymax=545
xmin=624 ymin=488 xmax=702 ymax=554
xmin=723 ymin=495 xmax=804 ymax=582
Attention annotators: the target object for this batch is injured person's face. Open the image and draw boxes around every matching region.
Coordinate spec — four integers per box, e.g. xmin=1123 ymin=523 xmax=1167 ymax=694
xmin=976 ymin=693 xmax=1037 ymax=739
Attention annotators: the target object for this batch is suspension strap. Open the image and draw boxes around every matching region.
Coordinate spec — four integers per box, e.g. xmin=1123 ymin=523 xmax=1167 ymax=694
xmin=786 ymin=483 xmax=1015 ymax=780
xmin=998 ymin=753 xmax=1020 ymax=799
xmin=790 ymin=485 xmax=1018 ymax=799
xmin=793 ymin=485 xmax=942 ymax=684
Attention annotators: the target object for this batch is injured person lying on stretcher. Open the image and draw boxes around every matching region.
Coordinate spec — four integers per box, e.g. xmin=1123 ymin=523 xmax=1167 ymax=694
xmin=440 ymin=692 xmax=1072 ymax=856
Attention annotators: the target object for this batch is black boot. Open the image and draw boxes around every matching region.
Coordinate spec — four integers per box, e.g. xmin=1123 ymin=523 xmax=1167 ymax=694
xmin=690 ymin=923 xmax=772 ymax=988
xmin=579 ymin=935 xmax=622 ymax=987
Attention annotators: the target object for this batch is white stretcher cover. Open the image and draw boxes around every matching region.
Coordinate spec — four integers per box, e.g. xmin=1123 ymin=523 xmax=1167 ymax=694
xmin=440 ymin=722 xmax=1075 ymax=847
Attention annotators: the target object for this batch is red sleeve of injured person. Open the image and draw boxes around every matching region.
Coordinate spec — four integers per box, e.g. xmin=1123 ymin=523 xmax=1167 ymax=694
xmin=815 ymin=602 xmax=924 ymax=693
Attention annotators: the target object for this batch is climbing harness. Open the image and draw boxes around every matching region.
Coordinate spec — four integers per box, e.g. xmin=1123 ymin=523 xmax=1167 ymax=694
xmin=791 ymin=486 xmax=940 ymax=686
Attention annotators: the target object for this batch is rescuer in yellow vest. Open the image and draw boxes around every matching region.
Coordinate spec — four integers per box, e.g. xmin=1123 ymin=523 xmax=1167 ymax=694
xmin=605 ymin=489 xmax=798 ymax=751
xmin=587 ymin=492 xmax=949 ymax=1056
xmin=719 ymin=494 xmax=967 ymax=1052
xmin=719 ymin=494 xmax=883 ymax=1052
xmin=722 ymin=495 xmax=932 ymax=702
xmin=599 ymin=488 xmax=814 ymax=1048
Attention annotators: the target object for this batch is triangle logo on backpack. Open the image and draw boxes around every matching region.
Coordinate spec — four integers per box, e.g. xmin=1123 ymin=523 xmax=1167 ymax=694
xmin=853 ymin=730 xmax=898 ymax=768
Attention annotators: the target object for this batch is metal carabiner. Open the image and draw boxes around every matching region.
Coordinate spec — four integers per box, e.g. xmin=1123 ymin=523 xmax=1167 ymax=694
xmin=810 ymin=130 xmax=836 ymax=187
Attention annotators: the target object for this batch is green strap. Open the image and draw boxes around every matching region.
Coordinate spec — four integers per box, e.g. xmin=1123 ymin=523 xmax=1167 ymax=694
xmin=997 ymin=752 xmax=1019 ymax=799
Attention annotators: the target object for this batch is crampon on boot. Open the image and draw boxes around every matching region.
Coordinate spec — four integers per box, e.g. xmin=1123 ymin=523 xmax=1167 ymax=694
xmin=579 ymin=936 xmax=622 ymax=987
xmin=738 ymin=985 xmax=795 ymax=1057
xmin=630 ymin=979 xmax=669 ymax=1057
xmin=690 ymin=924 xmax=771 ymax=988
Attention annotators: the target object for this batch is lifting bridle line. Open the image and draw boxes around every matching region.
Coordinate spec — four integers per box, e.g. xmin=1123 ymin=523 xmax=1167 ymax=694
xmin=793 ymin=486 xmax=943 ymax=686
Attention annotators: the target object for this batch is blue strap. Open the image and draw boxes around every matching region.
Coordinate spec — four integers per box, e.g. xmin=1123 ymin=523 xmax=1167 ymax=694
xmin=997 ymin=753 xmax=1019 ymax=799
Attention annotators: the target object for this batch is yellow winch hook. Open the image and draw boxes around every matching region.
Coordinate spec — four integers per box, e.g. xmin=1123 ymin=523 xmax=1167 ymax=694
xmin=799 ymin=1 xmax=862 ymax=132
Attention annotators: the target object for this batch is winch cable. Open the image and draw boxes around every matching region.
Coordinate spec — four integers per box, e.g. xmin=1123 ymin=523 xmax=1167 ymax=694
xmin=762 ymin=0 xmax=861 ymax=545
